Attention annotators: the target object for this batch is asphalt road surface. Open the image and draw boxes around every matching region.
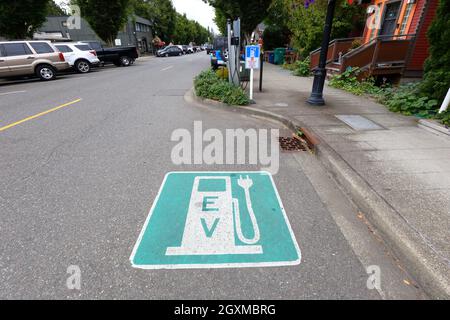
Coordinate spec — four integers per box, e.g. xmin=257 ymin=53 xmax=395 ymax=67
xmin=0 ymin=53 xmax=426 ymax=299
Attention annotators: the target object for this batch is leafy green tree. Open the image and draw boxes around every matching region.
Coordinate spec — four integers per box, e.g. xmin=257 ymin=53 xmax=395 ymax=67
xmin=131 ymin=0 xmax=176 ymax=43
xmin=205 ymin=0 xmax=273 ymax=39
xmin=171 ymin=12 xmax=209 ymax=45
xmin=262 ymin=0 xmax=292 ymax=50
xmin=0 ymin=0 xmax=50 ymax=39
xmin=172 ymin=12 xmax=189 ymax=44
xmin=75 ymin=0 xmax=131 ymax=45
xmin=263 ymin=26 xmax=291 ymax=50
xmin=273 ymin=0 xmax=365 ymax=56
xmin=421 ymin=0 xmax=450 ymax=104
xmin=47 ymin=0 xmax=66 ymax=15
xmin=214 ymin=9 xmax=227 ymax=36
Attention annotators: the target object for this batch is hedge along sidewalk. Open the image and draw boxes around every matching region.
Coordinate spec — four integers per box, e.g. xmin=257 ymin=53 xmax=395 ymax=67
xmin=187 ymin=63 xmax=450 ymax=299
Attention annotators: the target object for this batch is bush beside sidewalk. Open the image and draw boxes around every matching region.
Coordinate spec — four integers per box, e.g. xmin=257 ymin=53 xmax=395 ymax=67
xmin=191 ymin=63 xmax=450 ymax=299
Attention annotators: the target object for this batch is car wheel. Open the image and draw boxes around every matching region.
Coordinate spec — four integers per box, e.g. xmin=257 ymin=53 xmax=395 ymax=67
xmin=36 ymin=65 xmax=56 ymax=81
xmin=165 ymin=53 xmax=169 ymax=57
xmin=120 ymin=56 xmax=131 ymax=67
xmin=75 ymin=60 xmax=90 ymax=73
xmin=179 ymin=52 xmax=182 ymax=56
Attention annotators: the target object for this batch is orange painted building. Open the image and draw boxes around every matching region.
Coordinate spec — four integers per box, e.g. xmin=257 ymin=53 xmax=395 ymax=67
xmin=310 ymin=0 xmax=439 ymax=80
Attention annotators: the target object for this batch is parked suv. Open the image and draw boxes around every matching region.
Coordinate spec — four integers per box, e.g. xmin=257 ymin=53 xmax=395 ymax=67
xmin=0 ymin=41 xmax=70 ymax=81
xmin=54 ymin=42 xmax=100 ymax=73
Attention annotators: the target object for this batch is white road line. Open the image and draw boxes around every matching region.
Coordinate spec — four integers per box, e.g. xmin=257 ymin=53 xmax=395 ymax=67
xmin=161 ymin=65 xmax=174 ymax=71
xmin=0 ymin=90 xmax=27 ymax=96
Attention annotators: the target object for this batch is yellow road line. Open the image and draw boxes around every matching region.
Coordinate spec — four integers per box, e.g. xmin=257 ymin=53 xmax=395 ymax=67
xmin=0 ymin=99 xmax=82 ymax=133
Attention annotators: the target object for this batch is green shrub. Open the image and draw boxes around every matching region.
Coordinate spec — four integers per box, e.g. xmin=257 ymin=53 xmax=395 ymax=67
xmin=380 ymin=83 xmax=439 ymax=118
xmin=420 ymin=0 xmax=450 ymax=104
xmin=329 ymin=67 xmax=379 ymax=95
xmin=282 ymin=58 xmax=311 ymax=76
xmin=194 ymin=70 xmax=250 ymax=106
xmin=293 ymin=57 xmax=312 ymax=77
xmin=216 ymin=67 xmax=229 ymax=80
xmin=327 ymin=66 xmax=447 ymax=124
xmin=436 ymin=110 xmax=450 ymax=126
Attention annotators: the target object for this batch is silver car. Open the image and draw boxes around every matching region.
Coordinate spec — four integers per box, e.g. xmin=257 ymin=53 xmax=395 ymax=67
xmin=0 ymin=40 xmax=71 ymax=81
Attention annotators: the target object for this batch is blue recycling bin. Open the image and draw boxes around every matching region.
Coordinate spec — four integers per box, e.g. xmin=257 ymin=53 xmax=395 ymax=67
xmin=268 ymin=52 xmax=275 ymax=64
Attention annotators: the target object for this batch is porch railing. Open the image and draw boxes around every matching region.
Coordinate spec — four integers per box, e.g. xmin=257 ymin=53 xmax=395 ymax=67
xmin=309 ymin=37 xmax=362 ymax=70
xmin=340 ymin=34 xmax=415 ymax=74
xmin=310 ymin=34 xmax=416 ymax=76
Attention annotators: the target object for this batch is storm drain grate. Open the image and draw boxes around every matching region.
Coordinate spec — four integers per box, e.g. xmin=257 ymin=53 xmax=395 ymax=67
xmin=279 ymin=137 xmax=307 ymax=152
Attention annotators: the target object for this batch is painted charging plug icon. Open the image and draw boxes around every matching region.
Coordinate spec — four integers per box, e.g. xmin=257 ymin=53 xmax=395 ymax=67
xmin=166 ymin=175 xmax=263 ymax=256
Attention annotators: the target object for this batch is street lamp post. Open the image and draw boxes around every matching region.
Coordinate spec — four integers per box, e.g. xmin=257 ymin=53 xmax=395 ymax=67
xmin=307 ymin=0 xmax=337 ymax=106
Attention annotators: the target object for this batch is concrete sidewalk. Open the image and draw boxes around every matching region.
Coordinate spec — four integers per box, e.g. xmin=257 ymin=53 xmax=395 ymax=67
xmin=248 ymin=63 xmax=450 ymax=298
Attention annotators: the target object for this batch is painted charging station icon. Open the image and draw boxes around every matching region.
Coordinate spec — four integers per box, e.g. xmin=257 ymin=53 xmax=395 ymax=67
xmin=130 ymin=172 xmax=301 ymax=269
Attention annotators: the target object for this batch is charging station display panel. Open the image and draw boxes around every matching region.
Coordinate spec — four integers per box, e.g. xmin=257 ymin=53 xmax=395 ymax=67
xmin=130 ymin=172 xmax=301 ymax=269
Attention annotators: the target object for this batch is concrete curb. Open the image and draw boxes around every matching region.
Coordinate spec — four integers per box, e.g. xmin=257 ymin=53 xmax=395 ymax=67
xmin=418 ymin=119 xmax=450 ymax=137
xmin=185 ymin=88 xmax=450 ymax=299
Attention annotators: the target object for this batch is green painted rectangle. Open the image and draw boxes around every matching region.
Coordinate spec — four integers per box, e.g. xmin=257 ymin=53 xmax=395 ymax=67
xmin=130 ymin=172 xmax=301 ymax=269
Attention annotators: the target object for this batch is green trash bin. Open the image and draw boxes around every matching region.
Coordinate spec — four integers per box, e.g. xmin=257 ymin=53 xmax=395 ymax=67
xmin=274 ymin=48 xmax=286 ymax=65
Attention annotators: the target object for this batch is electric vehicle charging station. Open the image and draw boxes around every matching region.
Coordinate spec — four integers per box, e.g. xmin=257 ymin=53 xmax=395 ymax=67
xmin=130 ymin=172 xmax=301 ymax=269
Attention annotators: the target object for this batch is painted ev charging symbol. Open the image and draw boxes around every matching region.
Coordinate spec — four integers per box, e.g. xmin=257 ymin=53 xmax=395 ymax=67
xmin=130 ymin=172 xmax=301 ymax=269
xmin=167 ymin=175 xmax=262 ymax=256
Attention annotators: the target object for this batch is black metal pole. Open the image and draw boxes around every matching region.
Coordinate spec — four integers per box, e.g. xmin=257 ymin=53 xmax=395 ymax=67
xmin=259 ymin=51 xmax=264 ymax=92
xmin=307 ymin=0 xmax=337 ymax=106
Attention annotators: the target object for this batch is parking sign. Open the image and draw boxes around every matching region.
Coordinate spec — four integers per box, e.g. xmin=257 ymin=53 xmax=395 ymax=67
xmin=245 ymin=45 xmax=260 ymax=70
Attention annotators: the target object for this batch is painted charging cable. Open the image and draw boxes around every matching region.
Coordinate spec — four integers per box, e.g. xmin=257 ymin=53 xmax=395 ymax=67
xmin=233 ymin=176 xmax=261 ymax=245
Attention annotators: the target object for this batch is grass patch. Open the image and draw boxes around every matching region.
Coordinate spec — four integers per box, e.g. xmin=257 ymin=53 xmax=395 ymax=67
xmin=194 ymin=70 xmax=249 ymax=106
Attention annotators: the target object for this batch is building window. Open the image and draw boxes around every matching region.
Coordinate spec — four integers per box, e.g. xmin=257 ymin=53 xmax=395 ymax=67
xmin=368 ymin=4 xmax=382 ymax=41
xmin=399 ymin=3 xmax=414 ymax=35
xmin=135 ymin=23 xmax=150 ymax=33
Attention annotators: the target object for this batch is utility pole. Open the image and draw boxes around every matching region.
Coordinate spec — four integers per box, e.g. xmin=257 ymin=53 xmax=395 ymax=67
xmin=307 ymin=0 xmax=337 ymax=106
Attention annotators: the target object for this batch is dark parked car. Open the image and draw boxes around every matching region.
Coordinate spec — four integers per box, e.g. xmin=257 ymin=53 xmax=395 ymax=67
xmin=156 ymin=46 xmax=183 ymax=57
xmin=79 ymin=41 xmax=139 ymax=67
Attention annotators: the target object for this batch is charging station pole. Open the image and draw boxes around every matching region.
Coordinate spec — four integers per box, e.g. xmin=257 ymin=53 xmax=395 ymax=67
xmin=227 ymin=19 xmax=233 ymax=84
